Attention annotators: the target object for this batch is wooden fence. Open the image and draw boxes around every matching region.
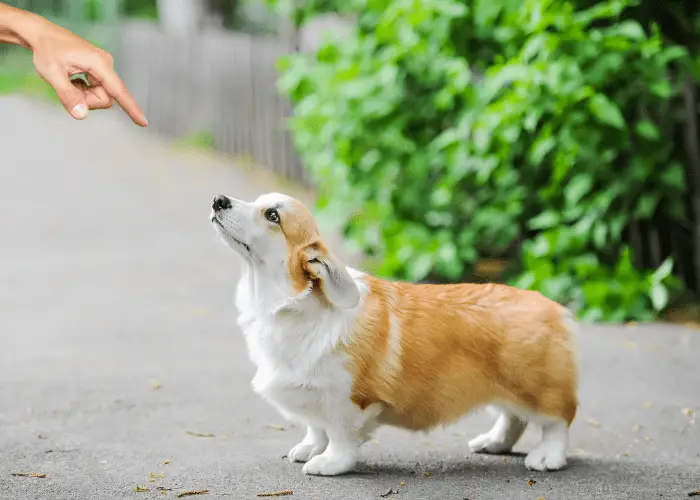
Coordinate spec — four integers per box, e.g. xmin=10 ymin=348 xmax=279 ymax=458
xmin=113 ymin=21 xmax=309 ymax=184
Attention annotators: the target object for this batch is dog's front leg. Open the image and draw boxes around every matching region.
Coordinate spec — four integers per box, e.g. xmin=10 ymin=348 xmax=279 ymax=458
xmin=301 ymin=424 xmax=360 ymax=476
xmin=288 ymin=426 xmax=328 ymax=463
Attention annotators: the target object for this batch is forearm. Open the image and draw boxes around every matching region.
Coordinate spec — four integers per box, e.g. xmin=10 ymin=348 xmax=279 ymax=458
xmin=0 ymin=3 xmax=45 ymax=49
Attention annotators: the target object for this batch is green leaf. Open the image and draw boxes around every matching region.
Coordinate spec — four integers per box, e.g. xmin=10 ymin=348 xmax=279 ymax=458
xmin=528 ymin=210 xmax=560 ymax=230
xmin=635 ymin=120 xmax=659 ymax=140
xmin=612 ymin=20 xmax=646 ymax=40
xmin=651 ymin=258 xmax=674 ymax=284
xmin=407 ymin=254 xmax=433 ymax=282
xmin=649 ymin=283 xmax=669 ymax=311
xmin=588 ymin=94 xmax=626 ymax=130
xmin=565 ymin=175 xmax=594 ymax=206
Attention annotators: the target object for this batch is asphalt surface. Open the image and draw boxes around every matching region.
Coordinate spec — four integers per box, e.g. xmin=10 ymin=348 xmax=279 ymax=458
xmin=0 ymin=96 xmax=699 ymax=500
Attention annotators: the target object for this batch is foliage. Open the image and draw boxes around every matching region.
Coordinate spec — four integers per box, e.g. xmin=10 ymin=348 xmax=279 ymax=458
xmin=172 ymin=130 xmax=216 ymax=151
xmin=269 ymin=0 xmax=692 ymax=322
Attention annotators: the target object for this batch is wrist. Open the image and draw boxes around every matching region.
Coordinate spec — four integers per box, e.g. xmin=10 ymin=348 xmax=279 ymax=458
xmin=0 ymin=5 xmax=48 ymax=50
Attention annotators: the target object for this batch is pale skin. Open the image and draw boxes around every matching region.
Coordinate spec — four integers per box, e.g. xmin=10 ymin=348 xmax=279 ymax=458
xmin=0 ymin=2 xmax=147 ymax=126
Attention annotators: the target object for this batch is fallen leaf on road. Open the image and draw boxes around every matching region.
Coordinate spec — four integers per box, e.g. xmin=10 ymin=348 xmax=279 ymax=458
xmin=537 ymin=497 xmax=545 ymax=500
xmin=683 ymin=408 xmax=695 ymax=417
xmin=632 ymin=425 xmax=642 ymax=433
xmin=644 ymin=436 xmax=653 ymax=442
xmin=156 ymin=487 xmax=173 ymax=491
xmin=423 ymin=472 xmax=433 ymax=477
xmin=265 ymin=424 xmax=286 ymax=431
xmin=177 ymin=490 xmax=209 ymax=498
xmin=256 ymin=490 xmax=293 ymax=497
xmin=380 ymin=488 xmax=398 ymax=498
xmin=585 ymin=418 xmax=601 ymax=428
xmin=11 ymin=473 xmax=46 ymax=478
xmin=163 ymin=460 xmax=171 ymax=465
xmin=526 ymin=479 xmax=537 ymax=486
xmin=149 ymin=472 xmax=165 ymax=482
xmin=570 ymin=448 xmax=587 ymax=457
xmin=688 ymin=491 xmax=700 ymax=497
xmin=185 ymin=430 xmax=215 ymax=438
xmin=399 ymin=482 xmax=406 ymax=486
xmin=134 ymin=486 xmax=150 ymax=492
xmin=150 ymin=380 xmax=162 ymax=390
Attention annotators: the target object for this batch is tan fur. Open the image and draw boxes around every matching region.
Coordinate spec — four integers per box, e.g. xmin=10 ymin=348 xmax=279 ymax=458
xmin=345 ymin=278 xmax=578 ymax=431
xmin=277 ymin=198 xmax=578 ymax=432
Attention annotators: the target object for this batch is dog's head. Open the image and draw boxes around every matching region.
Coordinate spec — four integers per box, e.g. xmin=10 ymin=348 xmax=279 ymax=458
xmin=210 ymin=192 xmax=360 ymax=310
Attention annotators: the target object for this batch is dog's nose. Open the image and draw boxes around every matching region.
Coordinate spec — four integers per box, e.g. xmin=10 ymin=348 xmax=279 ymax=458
xmin=212 ymin=195 xmax=232 ymax=211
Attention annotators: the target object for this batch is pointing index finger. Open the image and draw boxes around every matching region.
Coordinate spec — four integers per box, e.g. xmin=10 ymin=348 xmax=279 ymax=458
xmin=91 ymin=62 xmax=148 ymax=127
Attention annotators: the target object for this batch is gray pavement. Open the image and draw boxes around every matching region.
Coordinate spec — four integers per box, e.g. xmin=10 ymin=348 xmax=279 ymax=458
xmin=0 ymin=96 xmax=698 ymax=500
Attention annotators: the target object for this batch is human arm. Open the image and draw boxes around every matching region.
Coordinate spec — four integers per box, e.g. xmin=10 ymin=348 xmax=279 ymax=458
xmin=0 ymin=3 xmax=147 ymax=126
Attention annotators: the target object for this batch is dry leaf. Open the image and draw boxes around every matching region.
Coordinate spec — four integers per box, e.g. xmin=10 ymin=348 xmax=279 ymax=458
xmin=256 ymin=491 xmax=293 ymax=497
xmin=134 ymin=486 xmax=150 ymax=492
xmin=185 ymin=430 xmax=215 ymax=438
xmin=163 ymin=460 xmax=171 ymax=465
xmin=537 ymin=497 xmax=545 ymax=500
xmin=526 ymin=479 xmax=537 ymax=486
xmin=265 ymin=424 xmax=286 ymax=431
xmin=380 ymin=488 xmax=398 ymax=498
xmin=150 ymin=380 xmax=162 ymax=390
xmin=683 ymin=408 xmax=695 ymax=417
xmin=632 ymin=425 xmax=642 ymax=433
xmin=11 ymin=473 xmax=46 ymax=478
xmin=586 ymin=418 xmax=601 ymax=428
xmin=157 ymin=487 xmax=173 ymax=491
xmin=423 ymin=472 xmax=433 ymax=477
xmin=644 ymin=436 xmax=653 ymax=442
xmin=399 ymin=482 xmax=406 ymax=486
xmin=177 ymin=490 xmax=209 ymax=498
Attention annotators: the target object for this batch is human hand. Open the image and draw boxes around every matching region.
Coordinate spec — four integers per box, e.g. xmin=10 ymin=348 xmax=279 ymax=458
xmin=27 ymin=18 xmax=147 ymax=126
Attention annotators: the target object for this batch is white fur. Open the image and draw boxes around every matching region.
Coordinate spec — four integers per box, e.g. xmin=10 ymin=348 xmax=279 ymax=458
xmin=212 ymin=193 xmax=380 ymax=475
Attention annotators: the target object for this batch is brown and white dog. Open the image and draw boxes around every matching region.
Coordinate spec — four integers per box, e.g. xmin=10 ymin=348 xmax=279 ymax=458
xmin=210 ymin=192 xmax=578 ymax=476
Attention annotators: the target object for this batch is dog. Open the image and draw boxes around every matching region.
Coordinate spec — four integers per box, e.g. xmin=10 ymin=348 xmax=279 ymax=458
xmin=210 ymin=192 xmax=578 ymax=476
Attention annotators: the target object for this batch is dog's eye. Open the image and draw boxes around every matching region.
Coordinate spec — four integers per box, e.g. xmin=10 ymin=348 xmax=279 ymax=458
xmin=264 ymin=208 xmax=280 ymax=224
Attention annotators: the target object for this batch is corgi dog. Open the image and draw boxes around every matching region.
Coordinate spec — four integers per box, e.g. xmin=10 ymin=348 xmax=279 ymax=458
xmin=210 ymin=192 xmax=578 ymax=476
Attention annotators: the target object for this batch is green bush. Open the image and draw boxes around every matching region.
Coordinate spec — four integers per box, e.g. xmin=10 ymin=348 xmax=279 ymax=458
xmin=271 ymin=0 xmax=690 ymax=322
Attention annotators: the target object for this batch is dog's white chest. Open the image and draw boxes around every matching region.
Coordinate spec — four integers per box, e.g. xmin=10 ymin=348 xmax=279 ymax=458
xmin=237 ymin=311 xmax=354 ymax=424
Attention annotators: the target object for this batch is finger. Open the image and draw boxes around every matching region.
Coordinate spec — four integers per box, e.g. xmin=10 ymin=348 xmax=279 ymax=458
xmin=42 ymin=69 xmax=89 ymax=120
xmin=89 ymin=62 xmax=147 ymax=126
xmin=72 ymin=79 xmax=113 ymax=110
xmin=86 ymin=86 xmax=114 ymax=110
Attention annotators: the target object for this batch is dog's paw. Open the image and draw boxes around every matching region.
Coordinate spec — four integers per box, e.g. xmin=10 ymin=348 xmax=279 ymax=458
xmin=288 ymin=442 xmax=326 ymax=463
xmin=301 ymin=452 xmax=357 ymax=476
xmin=524 ymin=445 xmax=567 ymax=471
xmin=468 ymin=432 xmax=513 ymax=454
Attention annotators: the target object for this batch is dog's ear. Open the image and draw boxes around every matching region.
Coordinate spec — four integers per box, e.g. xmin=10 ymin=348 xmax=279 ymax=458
xmin=297 ymin=244 xmax=360 ymax=309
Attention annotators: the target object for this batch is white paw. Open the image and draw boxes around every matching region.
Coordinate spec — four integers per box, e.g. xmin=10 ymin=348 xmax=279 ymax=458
xmin=468 ymin=432 xmax=513 ymax=454
xmin=301 ymin=452 xmax=357 ymax=476
xmin=525 ymin=445 xmax=567 ymax=471
xmin=288 ymin=442 xmax=327 ymax=463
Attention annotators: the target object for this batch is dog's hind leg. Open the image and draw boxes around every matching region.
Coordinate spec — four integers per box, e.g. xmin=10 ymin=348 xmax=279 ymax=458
xmin=468 ymin=406 xmax=527 ymax=454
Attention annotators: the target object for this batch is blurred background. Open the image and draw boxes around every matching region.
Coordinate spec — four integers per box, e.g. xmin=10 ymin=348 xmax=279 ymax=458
xmin=2 ymin=0 xmax=700 ymax=325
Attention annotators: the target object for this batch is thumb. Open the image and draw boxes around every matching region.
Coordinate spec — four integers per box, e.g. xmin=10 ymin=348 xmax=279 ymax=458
xmin=42 ymin=70 xmax=89 ymax=120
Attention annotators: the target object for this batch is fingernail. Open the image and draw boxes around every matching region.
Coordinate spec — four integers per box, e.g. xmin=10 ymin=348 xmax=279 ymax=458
xmin=72 ymin=104 xmax=88 ymax=119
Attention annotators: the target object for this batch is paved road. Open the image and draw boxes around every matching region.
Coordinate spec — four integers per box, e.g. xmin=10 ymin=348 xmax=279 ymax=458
xmin=0 ymin=96 xmax=698 ymax=500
